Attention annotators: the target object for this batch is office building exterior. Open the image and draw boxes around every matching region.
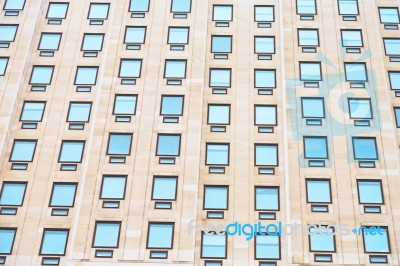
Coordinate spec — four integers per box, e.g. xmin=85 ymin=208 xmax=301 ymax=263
xmin=0 ymin=0 xmax=400 ymax=265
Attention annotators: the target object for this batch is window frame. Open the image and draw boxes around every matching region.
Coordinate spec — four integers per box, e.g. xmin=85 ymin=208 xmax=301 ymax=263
xmin=254 ymin=144 xmax=279 ymax=167
xmin=254 ymin=5 xmax=275 ymax=22
xmin=0 ymin=57 xmax=9 ymax=76
xmin=151 ymin=176 xmax=178 ymax=201
xmin=74 ymin=66 xmax=99 ymax=85
xmin=344 ymin=62 xmax=368 ymax=82
xmin=10 ymin=139 xmax=37 ymax=162
xmin=156 ymin=134 xmax=182 ymax=157
xmin=211 ymin=35 xmax=232 ymax=54
xmin=203 ymin=185 xmax=229 ymax=210
xmin=209 ymin=68 xmax=231 ymax=88
xmin=124 ymin=26 xmax=147 ymax=45
xmin=212 ymin=5 xmax=233 ymax=22
xmin=383 ymin=38 xmax=400 ymax=56
xmin=92 ymin=221 xmax=122 ymax=248
xmin=81 ymin=33 xmax=105 ymax=52
xmin=356 ymin=179 xmax=384 ymax=205
xmin=305 ymin=178 xmax=332 ymax=204
xmin=113 ymin=94 xmax=138 ymax=115
xmin=254 ymin=233 xmax=281 ymax=260
xmin=49 ymin=182 xmax=78 ymax=208
xmin=200 ymin=231 xmax=227 ymax=259
xmin=389 ymin=71 xmax=400 ymax=90
xmin=348 ymin=98 xmax=372 ymax=119
xmin=146 ymin=222 xmax=175 ymax=249
xmin=378 ymin=7 xmax=400 ymax=24
xmin=39 ymin=228 xmax=69 ymax=256
xmin=337 ymin=0 xmax=359 ymax=15
xmin=254 ymin=186 xmax=280 ymax=211
xmin=118 ymin=59 xmax=142 ymax=79
xmin=297 ymin=28 xmax=319 ymax=47
xmin=58 ymin=140 xmax=85 ymax=163
xmin=38 ymin=32 xmax=62 ymax=51
xmin=394 ymin=107 xmax=400 ymax=127
xmin=46 ymin=2 xmax=69 ymax=19
xmin=3 ymin=0 xmax=26 ymax=11
xmin=19 ymin=101 xmax=46 ymax=122
xmin=301 ymin=97 xmax=325 ymax=118
xmin=0 ymin=24 xmax=18 ymax=42
xmin=254 ymin=105 xmax=277 ymax=126
xmin=341 ymin=29 xmax=363 ymax=47
xmin=106 ymin=133 xmax=133 ymax=156
xmin=87 ymin=3 xmax=110 ymax=20
xmin=129 ymin=0 xmax=150 ymax=12
xmin=205 ymin=143 xmax=230 ymax=166
xmin=361 ymin=226 xmax=390 ymax=254
xmin=308 ymin=225 xmax=336 ymax=252
xmin=160 ymin=95 xmax=184 ymax=116
xmin=254 ymin=36 xmax=275 ymax=54
xmin=352 ymin=137 xmax=378 ymax=160
xmin=0 ymin=181 xmax=27 ymax=207
xmin=100 ymin=175 xmax=127 ymax=200
xmin=299 ymin=61 xmax=322 ymax=81
xmin=167 ymin=26 xmax=190 ymax=45
xmin=29 ymin=65 xmax=55 ymax=85
xmin=163 ymin=59 xmax=187 ymax=79
xmin=0 ymin=228 xmax=17 ymax=255
xmin=296 ymin=0 xmax=317 ymax=15
xmin=303 ymin=136 xmax=329 ymax=159
xmin=66 ymin=102 xmax=92 ymax=123
xmin=254 ymin=69 xmax=276 ymax=88
xmin=207 ymin=104 xmax=230 ymax=125
xmin=170 ymin=0 xmax=191 ymax=13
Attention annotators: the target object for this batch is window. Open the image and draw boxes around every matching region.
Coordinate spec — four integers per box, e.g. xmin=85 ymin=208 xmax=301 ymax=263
xmin=46 ymin=3 xmax=68 ymax=19
xmin=152 ymin=176 xmax=177 ymax=200
xmin=255 ymin=105 xmax=277 ymax=126
xmin=255 ymin=234 xmax=280 ymax=259
xmin=389 ymin=71 xmax=400 ymax=90
xmin=297 ymin=0 xmax=316 ymax=14
xmin=58 ymin=141 xmax=85 ymax=163
xmin=210 ymin=69 xmax=231 ymax=87
xmin=299 ymin=62 xmax=321 ymax=81
xmin=348 ymin=99 xmax=372 ymax=119
xmin=301 ymin=98 xmax=324 ymax=118
xmin=344 ymin=62 xmax=367 ymax=81
xmin=362 ymin=226 xmax=390 ymax=253
xmin=341 ymin=30 xmax=363 ymax=47
xmin=254 ymin=6 xmax=274 ymax=22
xmin=113 ymin=95 xmax=137 ymax=115
xmin=309 ymin=226 xmax=335 ymax=252
xmin=352 ymin=137 xmax=378 ymax=160
xmin=100 ymin=176 xmax=127 ymax=200
xmin=107 ymin=133 xmax=133 ymax=155
xmin=204 ymin=186 xmax=228 ymax=210
xmin=40 ymin=229 xmax=69 ymax=255
xmin=255 ymin=144 xmax=278 ymax=166
xmin=156 ymin=134 xmax=181 ymax=156
xmin=38 ymin=33 xmax=61 ymax=50
xmin=306 ymin=179 xmax=331 ymax=203
xmin=394 ymin=108 xmax=400 ymax=127
xmin=0 ymin=228 xmax=16 ymax=254
xmin=213 ymin=5 xmax=232 ymax=21
xmin=0 ymin=182 xmax=27 ymax=206
xmin=81 ymin=34 xmax=104 ymax=51
xmin=164 ymin=60 xmax=186 ymax=79
xmin=338 ymin=0 xmax=358 ymax=15
xmin=201 ymin=232 xmax=226 ymax=258
xmin=168 ymin=27 xmax=189 ymax=44
xmin=171 ymin=0 xmax=191 ymax=13
xmin=147 ymin=223 xmax=174 ymax=249
xmin=379 ymin=7 xmax=399 ymax=24
xmin=29 ymin=66 xmax=54 ymax=85
xmin=124 ymin=26 xmax=146 ymax=44
xmin=357 ymin=180 xmax=383 ymax=204
xmin=0 ymin=57 xmax=8 ymax=76
xmin=119 ymin=59 xmax=142 ymax=78
xmin=67 ymin=102 xmax=92 ymax=122
xmin=93 ymin=222 xmax=121 ymax=248
xmin=255 ymin=69 xmax=276 ymax=88
xmin=298 ymin=29 xmax=319 ymax=46
xmin=206 ymin=143 xmax=229 ymax=165
xmin=255 ymin=187 xmax=279 ymax=211
xmin=50 ymin=183 xmax=77 ymax=207
xmin=129 ymin=0 xmax=149 ymax=12
xmin=20 ymin=102 xmax=46 ymax=122
xmin=211 ymin=35 xmax=232 ymax=53
xmin=74 ymin=67 xmax=98 ymax=85
xmin=304 ymin=136 xmax=328 ymax=159
xmin=254 ymin=36 xmax=275 ymax=54
xmin=208 ymin=105 xmax=230 ymax=125
xmin=88 ymin=3 xmax=109 ymax=20
xmin=383 ymin=38 xmax=400 ymax=55
xmin=4 ymin=0 xmax=25 ymax=10
xmin=10 ymin=140 xmax=37 ymax=162
xmin=0 ymin=24 xmax=18 ymax=42
xmin=161 ymin=95 xmax=184 ymax=116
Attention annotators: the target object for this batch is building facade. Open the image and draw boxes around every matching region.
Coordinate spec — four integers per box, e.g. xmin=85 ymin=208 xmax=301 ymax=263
xmin=0 ymin=0 xmax=400 ymax=265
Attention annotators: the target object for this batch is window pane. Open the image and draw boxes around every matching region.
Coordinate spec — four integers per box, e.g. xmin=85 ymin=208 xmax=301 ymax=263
xmin=168 ymin=27 xmax=189 ymax=44
xmin=47 ymin=3 xmax=68 ymax=18
xmin=147 ymin=223 xmax=174 ymax=248
xmin=363 ymin=227 xmax=389 ymax=253
xmin=30 ymin=66 xmax=54 ymax=85
xmin=0 ymin=57 xmax=8 ymax=76
xmin=395 ymin=108 xmax=400 ymax=127
xmin=20 ymin=102 xmax=45 ymax=121
xmin=211 ymin=36 xmax=232 ymax=53
xmin=59 ymin=141 xmax=84 ymax=162
xmin=379 ymin=8 xmax=399 ymax=24
xmin=298 ymin=29 xmax=318 ymax=46
xmin=152 ymin=177 xmax=177 ymax=200
xmin=101 ymin=176 xmax=126 ymax=199
xmin=348 ymin=99 xmax=371 ymax=119
xmin=255 ymin=36 xmax=274 ymax=54
xmin=389 ymin=72 xmax=400 ymax=90
xmin=255 ymin=145 xmax=278 ymax=166
xmin=357 ymin=180 xmax=383 ymax=204
xmin=302 ymin=98 xmax=324 ymax=118
xmin=119 ymin=59 xmax=141 ymax=78
xmin=213 ymin=5 xmax=232 ymax=21
xmin=297 ymin=0 xmax=316 ymax=14
xmin=108 ymin=134 xmax=132 ymax=155
xmin=309 ymin=227 xmax=335 ymax=252
xmin=161 ymin=96 xmax=184 ymax=115
xmin=40 ymin=230 xmax=68 ymax=255
xmin=352 ymin=138 xmax=377 ymax=160
xmin=0 ymin=229 xmax=16 ymax=254
xmin=255 ymin=6 xmax=274 ymax=22
xmin=50 ymin=183 xmax=77 ymax=207
xmin=67 ymin=102 xmax=91 ymax=122
xmin=306 ymin=180 xmax=331 ymax=203
xmin=157 ymin=135 xmax=180 ymax=156
xmin=93 ymin=222 xmax=120 ymax=248
xmin=342 ymin=30 xmax=362 ymax=47
xmin=204 ymin=186 xmax=228 ymax=209
xmin=206 ymin=144 xmax=229 ymax=165
xmin=0 ymin=25 xmax=18 ymax=42
xmin=384 ymin=38 xmax=400 ymax=55
xmin=75 ymin=67 xmax=98 ymax=85
xmin=11 ymin=140 xmax=36 ymax=162
xmin=255 ymin=105 xmax=276 ymax=125
xmin=255 ymin=187 xmax=279 ymax=210
xmin=0 ymin=182 xmax=26 ymax=206
xmin=82 ymin=34 xmax=103 ymax=51
xmin=304 ymin=137 xmax=328 ymax=159
xmin=4 ymin=0 xmax=25 ymax=10
xmin=255 ymin=69 xmax=275 ymax=88
xmin=125 ymin=27 xmax=146 ymax=44
xmin=88 ymin=3 xmax=109 ymax=19
xmin=345 ymin=63 xmax=367 ymax=81
xmin=129 ymin=0 xmax=149 ymax=12
xmin=255 ymin=234 xmax=280 ymax=259
xmin=39 ymin=33 xmax=61 ymax=50
xmin=300 ymin=62 xmax=321 ymax=81
xmin=202 ymin=233 xmax=226 ymax=258
xmin=208 ymin=105 xmax=229 ymax=125
xmin=338 ymin=0 xmax=358 ymax=15
xmin=114 ymin=95 xmax=137 ymax=115
xmin=165 ymin=60 xmax=186 ymax=78
xmin=171 ymin=0 xmax=190 ymax=13
xmin=210 ymin=69 xmax=231 ymax=87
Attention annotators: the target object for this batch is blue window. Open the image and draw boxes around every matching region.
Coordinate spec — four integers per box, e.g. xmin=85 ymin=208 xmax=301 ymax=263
xmin=213 ymin=5 xmax=232 ymax=21
xmin=10 ymin=140 xmax=37 ymax=162
xmin=168 ymin=27 xmax=189 ymax=44
xmin=129 ymin=0 xmax=149 ymax=12
xmin=0 ymin=25 xmax=18 ymax=42
xmin=152 ymin=176 xmax=177 ymax=200
xmin=255 ymin=187 xmax=279 ymax=211
xmin=88 ymin=3 xmax=109 ymax=20
xmin=58 ymin=141 xmax=85 ymax=163
xmin=348 ymin=99 xmax=372 ymax=119
xmin=362 ymin=226 xmax=390 ymax=253
xmin=206 ymin=143 xmax=229 ymax=165
xmin=341 ymin=30 xmax=363 ymax=47
xmin=211 ymin=36 xmax=232 ymax=53
xmin=255 ymin=105 xmax=277 ymax=126
xmin=161 ymin=95 xmax=184 ymax=116
xmin=204 ymin=186 xmax=228 ymax=210
xmin=297 ymin=0 xmax=316 ymax=14
xmin=147 ymin=223 xmax=174 ymax=249
xmin=298 ymin=29 xmax=319 ymax=46
xmin=210 ymin=69 xmax=231 ymax=87
xmin=300 ymin=62 xmax=321 ymax=81
xmin=119 ymin=59 xmax=142 ymax=78
xmin=171 ymin=0 xmax=191 ymax=13
xmin=306 ymin=179 xmax=331 ymax=203
xmin=255 ymin=6 xmax=274 ymax=22
xmin=40 ymin=229 xmax=69 ymax=255
xmin=124 ymin=26 xmax=146 ymax=44
xmin=255 ymin=69 xmax=276 ymax=88
xmin=100 ymin=176 xmax=127 ymax=199
xmin=309 ymin=226 xmax=335 ymax=252
xmin=30 ymin=66 xmax=54 ymax=85
xmin=93 ymin=222 xmax=121 ymax=248
xmin=67 ymin=102 xmax=92 ymax=122
xmin=47 ymin=3 xmax=68 ymax=19
xmin=345 ymin=63 xmax=367 ymax=81
xmin=0 ymin=182 xmax=27 ymax=206
xmin=74 ymin=67 xmax=98 ymax=85
xmin=0 ymin=228 xmax=17 ymax=254
xmin=379 ymin=7 xmax=399 ymax=24
xmin=0 ymin=57 xmax=8 ymax=76
xmin=208 ymin=105 xmax=230 ymax=125
xmin=113 ymin=95 xmax=137 ymax=115
xmin=38 ymin=33 xmax=61 ymax=51
xmin=389 ymin=71 xmax=400 ymax=90
xmin=352 ymin=137 xmax=378 ymax=160
xmin=394 ymin=108 xmax=400 ymax=127
xmin=302 ymin=98 xmax=325 ymax=118
xmin=255 ymin=144 xmax=278 ymax=166
xmin=304 ymin=136 xmax=328 ymax=159
xmin=357 ymin=180 xmax=383 ymax=204
xmin=50 ymin=183 xmax=77 ymax=207
xmin=164 ymin=60 xmax=186 ymax=79
xmin=384 ymin=38 xmax=400 ymax=55
xmin=20 ymin=102 xmax=46 ymax=122
xmin=338 ymin=0 xmax=358 ymax=15
xmin=107 ymin=133 xmax=132 ymax=155
xmin=82 ymin=34 xmax=104 ymax=51
xmin=201 ymin=232 xmax=226 ymax=258
xmin=4 ymin=0 xmax=25 ymax=10
xmin=255 ymin=36 xmax=275 ymax=54
xmin=156 ymin=134 xmax=181 ymax=156
xmin=255 ymin=234 xmax=280 ymax=259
